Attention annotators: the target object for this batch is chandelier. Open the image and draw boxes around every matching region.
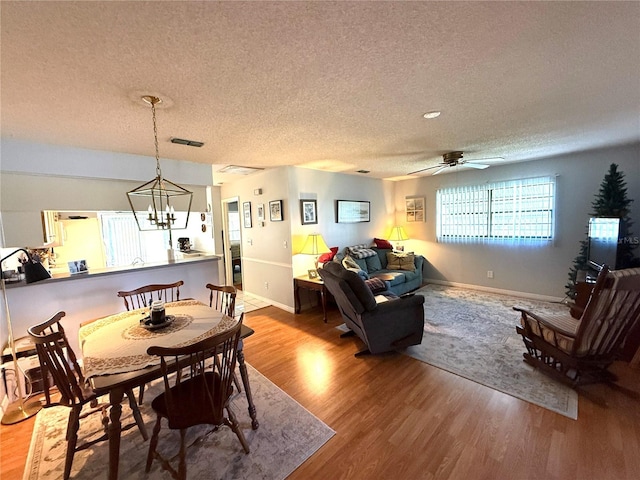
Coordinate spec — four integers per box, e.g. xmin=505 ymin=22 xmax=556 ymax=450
xmin=127 ymin=96 xmax=193 ymax=235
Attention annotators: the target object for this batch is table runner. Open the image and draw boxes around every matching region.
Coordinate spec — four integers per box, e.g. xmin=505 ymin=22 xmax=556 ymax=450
xmin=80 ymin=300 xmax=238 ymax=378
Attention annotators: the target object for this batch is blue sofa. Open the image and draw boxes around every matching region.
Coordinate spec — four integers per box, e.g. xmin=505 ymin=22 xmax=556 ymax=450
xmin=338 ymin=246 xmax=424 ymax=296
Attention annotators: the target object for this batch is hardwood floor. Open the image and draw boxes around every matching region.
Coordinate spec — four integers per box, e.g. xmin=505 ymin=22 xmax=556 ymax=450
xmin=2 ymin=305 xmax=640 ymax=479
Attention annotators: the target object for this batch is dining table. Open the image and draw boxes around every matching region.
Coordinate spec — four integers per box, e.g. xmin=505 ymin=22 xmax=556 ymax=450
xmin=78 ymin=299 xmax=258 ymax=480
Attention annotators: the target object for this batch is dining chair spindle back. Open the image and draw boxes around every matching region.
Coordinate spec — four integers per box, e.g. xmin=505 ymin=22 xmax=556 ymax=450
xmin=117 ymin=280 xmax=184 ymax=311
xmin=206 ymin=283 xmax=237 ymax=317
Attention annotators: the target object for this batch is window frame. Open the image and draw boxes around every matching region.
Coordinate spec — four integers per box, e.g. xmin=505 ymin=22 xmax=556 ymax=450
xmin=436 ymin=176 xmax=555 ymax=242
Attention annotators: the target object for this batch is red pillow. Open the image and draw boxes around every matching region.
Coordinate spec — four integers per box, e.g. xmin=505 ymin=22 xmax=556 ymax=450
xmin=318 ymin=247 xmax=339 ymax=263
xmin=373 ymin=238 xmax=393 ymax=249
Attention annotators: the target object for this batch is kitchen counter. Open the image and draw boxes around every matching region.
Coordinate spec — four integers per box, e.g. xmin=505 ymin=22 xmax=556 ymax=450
xmin=4 ymin=254 xmax=220 ymax=288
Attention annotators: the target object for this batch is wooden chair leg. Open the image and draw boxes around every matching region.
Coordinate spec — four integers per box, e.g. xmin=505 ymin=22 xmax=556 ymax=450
xmin=146 ymin=416 xmax=162 ymax=473
xmin=64 ymin=406 xmax=81 ymax=480
xmin=178 ymin=429 xmax=187 ymax=480
xmin=138 ymin=384 xmax=145 ymax=404
xmin=226 ymin=406 xmax=250 ymax=454
xmin=125 ymin=389 xmax=148 ymax=440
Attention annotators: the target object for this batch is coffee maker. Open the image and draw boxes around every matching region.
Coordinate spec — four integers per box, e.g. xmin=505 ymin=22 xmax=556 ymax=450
xmin=177 ymin=237 xmax=191 ymax=252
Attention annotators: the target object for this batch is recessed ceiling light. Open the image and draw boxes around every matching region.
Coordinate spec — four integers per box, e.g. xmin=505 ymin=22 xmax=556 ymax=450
xmin=423 ymin=111 xmax=441 ymax=119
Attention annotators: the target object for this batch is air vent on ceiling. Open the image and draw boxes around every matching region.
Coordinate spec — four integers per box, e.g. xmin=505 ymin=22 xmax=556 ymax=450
xmin=171 ymin=137 xmax=204 ymax=147
xmin=218 ymin=165 xmax=264 ymax=175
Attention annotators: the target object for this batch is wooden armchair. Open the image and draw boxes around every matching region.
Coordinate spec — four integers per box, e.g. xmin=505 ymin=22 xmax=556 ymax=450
xmin=28 ymin=312 xmax=148 ymax=480
xmin=117 ymin=280 xmax=184 ymax=311
xmin=515 ymin=266 xmax=640 ymax=387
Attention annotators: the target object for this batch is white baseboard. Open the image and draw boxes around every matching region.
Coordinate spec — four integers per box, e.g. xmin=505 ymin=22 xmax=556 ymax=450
xmin=424 ymin=278 xmax=565 ymax=303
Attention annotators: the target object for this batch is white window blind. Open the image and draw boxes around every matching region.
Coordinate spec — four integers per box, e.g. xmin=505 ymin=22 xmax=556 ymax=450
xmin=437 ymin=176 xmax=555 ymax=243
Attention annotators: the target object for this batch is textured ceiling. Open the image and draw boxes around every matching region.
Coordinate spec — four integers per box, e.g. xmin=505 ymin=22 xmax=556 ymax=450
xmin=1 ymin=1 xmax=639 ymax=184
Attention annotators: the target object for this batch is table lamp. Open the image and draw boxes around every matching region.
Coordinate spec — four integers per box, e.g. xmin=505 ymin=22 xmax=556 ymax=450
xmin=387 ymin=226 xmax=409 ymax=251
xmin=1 ymin=248 xmax=51 ymax=425
xmin=300 ymin=233 xmax=330 ymax=271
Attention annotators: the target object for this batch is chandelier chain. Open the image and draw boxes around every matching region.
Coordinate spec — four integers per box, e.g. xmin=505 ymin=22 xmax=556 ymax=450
xmin=150 ymin=99 xmax=161 ymax=178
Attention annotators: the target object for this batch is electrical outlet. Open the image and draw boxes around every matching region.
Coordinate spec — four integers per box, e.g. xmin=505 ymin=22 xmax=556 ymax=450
xmin=264 ymin=281 xmax=269 ymax=290
xmin=487 ymin=270 xmax=494 ymax=279
xmin=283 ymin=240 xmax=287 ymax=248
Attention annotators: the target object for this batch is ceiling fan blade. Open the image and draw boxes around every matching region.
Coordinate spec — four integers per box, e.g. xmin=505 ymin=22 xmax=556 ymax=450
xmin=466 ymin=157 xmax=505 ymax=164
xmin=431 ymin=165 xmax=450 ymax=175
xmin=462 ymin=162 xmax=490 ymax=170
xmin=408 ymin=164 xmax=442 ymax=175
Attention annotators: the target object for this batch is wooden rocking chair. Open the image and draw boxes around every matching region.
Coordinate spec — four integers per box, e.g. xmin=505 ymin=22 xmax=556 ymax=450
xmin=515 ymin=266 xmax=640 ymax=387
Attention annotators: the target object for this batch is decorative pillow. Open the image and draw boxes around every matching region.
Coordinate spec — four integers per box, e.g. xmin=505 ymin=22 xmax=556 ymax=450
xmin=346 ymin=244 xmax=377 ymax=259
xmin=317 ymin=246 xmax=339 ymax=264
xmin=365 ymin=254 xmax=382 ymax=273
xmin=373 ymin=238 xmax=393 ymax=249
xmin=364 ymin=277 xmax=387 ymax=294
xmin=386 ymin=252 xmax=416 ymax=271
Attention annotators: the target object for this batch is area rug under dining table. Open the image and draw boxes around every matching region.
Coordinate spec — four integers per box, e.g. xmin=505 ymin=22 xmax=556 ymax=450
xmin=23 ymin=364 xmax=335 ymax=480
xmin=404 ymin=284 xmax=578 ymax=419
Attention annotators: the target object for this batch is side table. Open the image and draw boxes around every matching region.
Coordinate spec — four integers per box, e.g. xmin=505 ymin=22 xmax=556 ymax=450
xmin=294 ymin=275 xmax=329 ymax=322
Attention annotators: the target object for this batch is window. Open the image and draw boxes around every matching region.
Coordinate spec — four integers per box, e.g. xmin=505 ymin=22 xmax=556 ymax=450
xmin=99 ymin=212 xmax=171 ymax=266
xmin=437 ymin=176 xmax=555 ymax=242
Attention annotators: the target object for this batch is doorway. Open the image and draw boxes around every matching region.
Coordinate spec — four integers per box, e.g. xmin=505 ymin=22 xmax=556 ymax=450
xmin=222 ymin=198 xmax=242 ymax=289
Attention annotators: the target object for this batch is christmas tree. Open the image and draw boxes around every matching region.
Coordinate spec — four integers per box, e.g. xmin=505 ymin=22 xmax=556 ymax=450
xmin=565 ymin=163 xmax=637 ymax=298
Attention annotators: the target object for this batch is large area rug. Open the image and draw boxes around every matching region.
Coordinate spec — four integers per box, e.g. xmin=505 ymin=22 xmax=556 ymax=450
xmin=24 ymin=364 xmax=334 ymax=479
xmin=405 ymin=284 xmax=578 ymax=419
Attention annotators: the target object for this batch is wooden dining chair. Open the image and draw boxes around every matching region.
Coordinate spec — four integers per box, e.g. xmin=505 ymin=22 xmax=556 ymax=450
xmin=145 ymin=314 xmax=249 ymax=479
xmin=28 ymin=311 xmax=148 ymax=480
xmin=205 ymin=283 xmax=243 ymax=391
xmin=117 ymin=280 xmax=184 ymax=311
xmin=118 ymin=280 xmax=184 ymax=403
xmin=206 ymin=283 xmax=237 ymax=317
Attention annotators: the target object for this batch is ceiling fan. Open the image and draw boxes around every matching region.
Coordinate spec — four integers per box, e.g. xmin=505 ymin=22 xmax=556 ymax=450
xmin=409 ymin=151 xmax=505 ymax=176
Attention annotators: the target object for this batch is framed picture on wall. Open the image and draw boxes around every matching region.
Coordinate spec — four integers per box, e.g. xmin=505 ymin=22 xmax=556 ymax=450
xmin=257 ymin=203 xmax=265 ymax=222
xmin=243 ymin=201 xmax=252 ymax=228
xmin=336 ymin=200 xmax=370 ymax=223
xmin=406 ymin=196 xmax=425 ymax=222
xmin=300 ymin=199 xmax=317 ymax=225
xmin=269 ymin=200 xmax=283 ymax=221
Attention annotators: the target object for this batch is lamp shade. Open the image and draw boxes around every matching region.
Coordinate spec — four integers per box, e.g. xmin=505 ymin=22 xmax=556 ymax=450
xmin=387 ymin=226 xmax=409 ymax=242
xmin=299 ymin=234 xmax=330 ymax=255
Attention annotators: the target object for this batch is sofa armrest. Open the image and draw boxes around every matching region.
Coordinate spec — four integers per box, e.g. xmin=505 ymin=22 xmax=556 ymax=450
xmin=414 ymin=255 xmax=424 ymax=273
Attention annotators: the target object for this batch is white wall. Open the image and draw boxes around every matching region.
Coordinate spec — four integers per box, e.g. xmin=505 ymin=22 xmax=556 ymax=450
xmin=221 ymin=167 xmax=295 ymax=309
xmin=220 ymin=166 xmax=396 ymax=309
xmin=394 ymin=143 xmax=640 ymax=298
xmin=0 ymin=139 xmax=217 ymax=249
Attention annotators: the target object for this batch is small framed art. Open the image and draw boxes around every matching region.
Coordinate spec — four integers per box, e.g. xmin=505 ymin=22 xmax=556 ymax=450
xmin=269 ymin=200 xmax=283 ymax=221
xmin=257 ymin=203 xmax=265 ymax=222
xmin=243 ymin=202 xmax=252 ymax=228
xmin=300 ymin=199 xmax=317 ymax=225
xmin=406 ymin=196 xmax=425 ymax=222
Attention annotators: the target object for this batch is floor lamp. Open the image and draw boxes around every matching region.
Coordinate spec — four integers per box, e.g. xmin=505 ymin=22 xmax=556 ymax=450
xmin=1 ymin=249 xmax=51 ymax=425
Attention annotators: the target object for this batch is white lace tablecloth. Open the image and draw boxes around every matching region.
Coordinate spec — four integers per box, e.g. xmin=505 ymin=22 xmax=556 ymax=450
xmin=79 ymin=300 xmax=238 ymax=378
